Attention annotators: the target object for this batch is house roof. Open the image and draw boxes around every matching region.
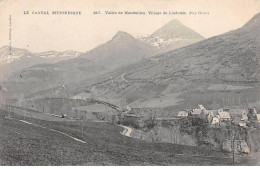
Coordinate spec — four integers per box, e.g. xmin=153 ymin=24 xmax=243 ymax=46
xmin=191 ymin=109 xmax=202 ymax=115
xmin=218 ymin=111 xmax=231 ymax=119
xmin=211 ymin=117 xmax=219 ymax=125
xmin=256 ymin=114 xmax=260 ymax=121
xmin=239 ymin=122 xmax=247 ymax=127
xmin=177 ymin=111 xmax=188 ymax=117
xmin=197 ymin=105 xmax=205 ymax=110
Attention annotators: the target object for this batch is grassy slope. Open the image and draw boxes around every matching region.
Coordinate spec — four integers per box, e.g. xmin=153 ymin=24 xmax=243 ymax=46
xmin=0 ymin=109 xmax=233 ymax=166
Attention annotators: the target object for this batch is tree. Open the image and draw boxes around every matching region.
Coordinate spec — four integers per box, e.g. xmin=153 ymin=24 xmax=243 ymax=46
xmin=79 ymin=115 xmax=85 ymax=139
xmin=143 ymin=112 xmax=156 ymax=131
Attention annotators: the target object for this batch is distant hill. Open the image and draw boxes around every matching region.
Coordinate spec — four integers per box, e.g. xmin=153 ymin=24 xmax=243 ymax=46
xmin=80 ymin=21 xmax=204 ymax=70
xmin=1 ymin=20 xmax=203 ymax=86
xmin=79 ymin=31 xmax=158 ymax=70
xmin=0 ymin=46 xmax=81 ymax=81
xmin=1 ymin=57 xmax=108 ymax=98
xmin=139 ymin=20 xmax=205 ymax=53
xmin=0 ymin=46 xmax=80 ymax=65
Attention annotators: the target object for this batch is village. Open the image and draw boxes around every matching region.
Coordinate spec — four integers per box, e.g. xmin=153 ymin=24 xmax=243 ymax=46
xmin=176 ymin=105 xmax=260 ymax=128
xmin=118 ymin=104 xmax=260 ymax=155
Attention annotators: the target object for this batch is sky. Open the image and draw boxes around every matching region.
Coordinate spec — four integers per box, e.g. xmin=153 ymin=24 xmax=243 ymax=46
xmin=0 ymin=0 xmax=259 ymax=53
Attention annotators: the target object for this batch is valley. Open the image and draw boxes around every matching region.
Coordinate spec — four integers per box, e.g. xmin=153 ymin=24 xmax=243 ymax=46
xmin=0 ymin=12 xmax=260 ymax=166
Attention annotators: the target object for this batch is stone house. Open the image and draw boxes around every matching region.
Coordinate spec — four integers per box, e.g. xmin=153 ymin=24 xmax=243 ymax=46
xmin=177 ymin=110 xmax=188 ymax=117
xmin=218 ymin=111 xmax=231 ymax=121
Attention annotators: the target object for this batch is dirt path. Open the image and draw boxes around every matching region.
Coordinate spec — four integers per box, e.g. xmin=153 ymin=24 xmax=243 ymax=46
xmin=121 ymin=73 xmax=128 ymax=82
xmin=18 ymin=119 xmax=86 ymax=143
xmin=119 ymin=125 xmax=132 ymax=137
xmin=4 ymin=116 xmax=86 ymax=144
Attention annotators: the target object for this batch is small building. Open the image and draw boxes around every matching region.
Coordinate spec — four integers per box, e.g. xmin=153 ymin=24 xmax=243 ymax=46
xmin=218 ymin=111 xmax=231 ymax=121
xmin=241 ymin=114 xmax=248 ymax=121
xmin=197 ymin=105 xmax=206 ymax=110
xmin=177 ymin=110 xmax=188 ymax=117
xmin=211 ymin=117 xmax=220 ymax=125
xmin=191 ymin=109 xmax=202 ymax=116
xmin=256 ymin=114 xmax=260 ymax=123
xmin=238 ymin=122 xmax=247 ymax=128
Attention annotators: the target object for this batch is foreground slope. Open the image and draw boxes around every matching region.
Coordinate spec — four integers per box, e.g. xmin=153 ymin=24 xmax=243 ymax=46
xmin=0 ymin=109 xmax=233 ymax=165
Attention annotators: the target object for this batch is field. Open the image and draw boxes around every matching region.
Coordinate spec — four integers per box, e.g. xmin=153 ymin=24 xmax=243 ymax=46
xmin=0 ymin=108 xmax=238 ymax=166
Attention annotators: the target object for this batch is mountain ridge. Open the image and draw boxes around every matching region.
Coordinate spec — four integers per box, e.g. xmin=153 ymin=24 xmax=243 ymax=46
xmin=139 ymin=19 xmax=205 ymax=53
xmin=79 ymin=31 xmax=158 ymax=70
xmin=69 ymin=13 xmax=260 ymax=112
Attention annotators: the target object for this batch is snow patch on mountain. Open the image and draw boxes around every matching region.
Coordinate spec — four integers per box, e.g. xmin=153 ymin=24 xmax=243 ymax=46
xmin=139 ymin=20 xmax=205 ymax=53
xmin=0 ymin=46 xmax=81 ymax=64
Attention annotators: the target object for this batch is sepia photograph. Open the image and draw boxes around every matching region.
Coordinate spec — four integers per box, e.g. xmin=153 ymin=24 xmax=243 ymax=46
xmin=0 ymin=0 xmax=260 ymax=166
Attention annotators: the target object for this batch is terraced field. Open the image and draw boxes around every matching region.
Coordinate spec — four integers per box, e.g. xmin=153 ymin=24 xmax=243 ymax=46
xmin=0 ymin=109 xmax=236 ymax=165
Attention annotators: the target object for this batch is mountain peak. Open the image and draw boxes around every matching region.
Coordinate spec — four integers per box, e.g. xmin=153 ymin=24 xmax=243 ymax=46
xmin=165 ymin=19 xmax=182 ymax=26
xmin=112 ymin=31 xmax=135 ymax=41
xmin=242 ymin=12 xmax=260 ymax=29
xmin=150 ymin=19 xmax=204 ymax=40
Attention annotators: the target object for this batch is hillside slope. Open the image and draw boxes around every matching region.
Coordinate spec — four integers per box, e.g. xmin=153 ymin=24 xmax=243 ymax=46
xmin=79 ymin=31 xmax=158 ymax=70
xmin=1 ymin=58 xmax=107 ymax=98
xmin=0 ymin=46 xmax=81 ymax=81
xmin=73 ymin=13 xmax=260 ymax=113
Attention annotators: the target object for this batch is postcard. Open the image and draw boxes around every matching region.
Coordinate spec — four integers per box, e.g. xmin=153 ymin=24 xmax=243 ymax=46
xmin=0 ymin=0 xmax=260 ymax=166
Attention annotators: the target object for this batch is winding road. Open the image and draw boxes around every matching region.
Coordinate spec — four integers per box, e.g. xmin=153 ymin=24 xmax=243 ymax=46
xmin=119 ymin=125 xmax=132 ymax=137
